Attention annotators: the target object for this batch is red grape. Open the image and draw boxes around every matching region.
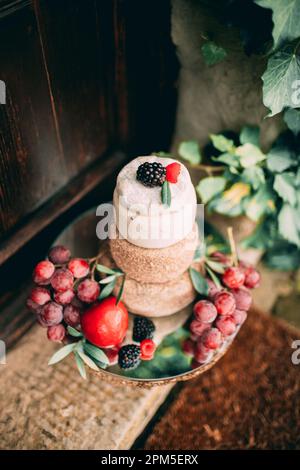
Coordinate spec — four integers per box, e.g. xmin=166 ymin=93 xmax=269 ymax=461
xmin=48 ymin=245 xmax=71 ymax=265
xmin=26 ymin=298 xmax=41 ymax=313
xmin=51 ymin=268 xmax=74 ymax=292
xmin=41 ymin=301 xmax=63 ymax=326
xmin=222 ymin=267 xmax=245 ymax=289
xmin=232 ymin=309 xmax=247 ymax=326
xmin=216 ymin=315 xmax=236 ymax=336
xmin=193 ymin=300 xmax=217 ymax=323
xmin=201 ymin=327 xmax=222 ymax=350
xmin=210 ymin=251 xmax=229 ymax=264
xmin=29 ymin=287 xmax=51 ymax=306
xmin=207 ymin=278 xmax=221 ymax=298
xmin=54 ymin=289 xmax=75 ymax=305
xmin=36 ymin=314 xmax=49 ymax=328
xmin=63 ymin=304 xmax=81 ymax=327
xmin=68 ymin=258 xmax=90 ymax=279
xmin=33 ymin=260 xmax=55 ymax=284
xmin=244 ymin=267 xmax=260 ymax=288
xmin=190 ymin=319 xmax=210 ymax=337
xmin=47 ymin=324 xmax=66 ymax=342
xmin=195 ymin=342 xmax=213 ymax=363
xmin=214 ymin=291 xmax=236 ymax=315
xmin=77 ymin=279 xmax=100 ymax=303
xmin=182 ymin=339 xmax=196 ymax=356
xmin=231 ymin=288 xmax=252 ymax=311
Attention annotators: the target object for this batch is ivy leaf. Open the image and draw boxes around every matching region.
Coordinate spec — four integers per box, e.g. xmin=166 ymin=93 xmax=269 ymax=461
xmin=74 ymin=352 xmax=87 ymax=379
xmin=67 ymin=326 xmax=83 ymax=338
xmin=255 ymin=0 xmax=300 ymax=49
xmin=274 ymin=173 xmax=297 ymax=205
xmin=161 ymin=180 xmax=172 ymax=207
xmin=262 ymin=46 xmax=300 ymax=117
xmin=178 ymin=140 xmax=201 ymax=164
xmin=239 ymin=126 xmax=260 ymax=146
xmin=210 ymin=134 xmax=235 ymax=153
xmin=84 ymin=342 xmax=110 ymax=365
xmin=284 ymin=108 xmax=300 ymax=134
xmin=48 ymin=343 xmax=76 ymax=365
xmin=189 ymin=268 xmax=209 ymax=295
xmin=99 ymin=278 xmax=116 ymax=300
xmin=201 ymin=41 xmax=227 ymax=66
xmin=196 ymin=176 xmax=226 ymax=204
xmin=267 ymin=145 xmax=295 ymax=172
xmin=236 ymin=143 xmax=266 ymax=167
xmin=241 ymin=166 xmax=265 ymax=190
xmin=278 ymin=203 xmax=300 ymax=246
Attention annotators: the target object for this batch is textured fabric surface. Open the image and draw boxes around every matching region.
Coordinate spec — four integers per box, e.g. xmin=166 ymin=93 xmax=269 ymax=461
xmin=144 ymin=308 xmax=300 ymax=450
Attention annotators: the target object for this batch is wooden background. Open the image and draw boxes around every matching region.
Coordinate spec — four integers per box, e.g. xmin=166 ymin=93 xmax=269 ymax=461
xmin=0 ymin=0 xmax=178 ymax=347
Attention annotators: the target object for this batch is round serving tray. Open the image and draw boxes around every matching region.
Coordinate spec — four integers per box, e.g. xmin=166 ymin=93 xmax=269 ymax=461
xmin=53 ymin=207 xmax=241 ymax=388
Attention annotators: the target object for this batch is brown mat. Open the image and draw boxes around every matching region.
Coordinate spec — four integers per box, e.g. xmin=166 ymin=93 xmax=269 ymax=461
xmin=143 ymin=308 xmax=300 ymax=450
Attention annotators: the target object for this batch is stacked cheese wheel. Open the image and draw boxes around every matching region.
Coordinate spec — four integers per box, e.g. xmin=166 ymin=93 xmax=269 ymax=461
xmin=106 ymin=156 xmax=200 ymax=317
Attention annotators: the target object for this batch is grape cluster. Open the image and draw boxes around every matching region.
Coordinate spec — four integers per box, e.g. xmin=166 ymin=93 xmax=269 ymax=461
xmin=27 ymin=245 xmax=100 ymax=342
xmin=184 ymin=253 xmax=260 ymax=367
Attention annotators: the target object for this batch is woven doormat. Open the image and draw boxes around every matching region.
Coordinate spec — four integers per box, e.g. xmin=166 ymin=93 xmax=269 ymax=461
xmin=143 ymin=308 xmax=300 ymax=450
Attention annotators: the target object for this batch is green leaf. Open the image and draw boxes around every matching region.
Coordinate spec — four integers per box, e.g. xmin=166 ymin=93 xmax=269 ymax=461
xmin=255 ymin=0 xmax=300 ymax=48
xmin=76 ymin=349 xmax=99 ymax=372
xmin=241 ymin=167 xmax=265 ymax=190
xmin=284 ymin=108 xmax=300 ymax=134
xmin=262 ymin=46 xmax=300 ymax=117
xmin=263 ymin=241 xmax=300 ymax=270
xmin=267 ymin=145 xmax=295 ymax=172
xmin=84 ymin=342 xmax=110 ymax=365
xmin=210 ymin=134 xmax=235 ymax=153
xmin=278 ymin=203 xmax=300 ymax=246
xmin=48 ymin=343 xmax=76 ymax=365
xmin=274 ymin=173 xmax=297 ymax=205
xmin=196 ymin=176 xmax=226 ymax=203
xmin=205 ymin=265 xmax=222 ymax=289
xmin=236 ymin=143 xmax=266 ymax=168
xmin=116 ymin=275 xmax=126 ymax=305
xmin=161 ymin=180 xmax=172 ymax=207
xmin=189 ymin=267 xmax=209 ymax=295
xmin=201 ymin=41 xmax=227 ymax=66
xmin=178 ymin=140 xmax=201 ymax=164
xmin=99 ymin=279 xmax=116 ymax=300
xmin=239 ymin=126 xmax=260 ymax=146
xmin=244 ymin=185 xmax=275 ymax=221
xmin=205 ymin=259 xmax=225 ymax=274
xmin=99 ymin=274 xmax=117 ymax=284
xmin=96 ymin=264 xmax=117 ymax=275
xmin=212 ymin=152 xmax=240 ymax=168
xmin=74 ymin=352 xmax=87 ymax=379
xmin=67 ymin=326 xmax=83 ymax=338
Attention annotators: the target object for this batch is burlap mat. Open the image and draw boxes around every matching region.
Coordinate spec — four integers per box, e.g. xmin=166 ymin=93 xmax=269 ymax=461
xmin=143 ymin=308 xmax=300 ymax=450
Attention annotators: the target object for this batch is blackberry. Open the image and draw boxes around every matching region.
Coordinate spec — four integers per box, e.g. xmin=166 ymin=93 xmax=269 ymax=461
xmin=118 ymin=344 xmax=141 ymax=370
xmin=136 ymin=161 xmax=166 ymax=187
xmin=133 ymin=316 xmax=155 ymax=342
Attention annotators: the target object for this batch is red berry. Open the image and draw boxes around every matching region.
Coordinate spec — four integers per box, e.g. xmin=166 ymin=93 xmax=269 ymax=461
xmin=77 ymin=279 xmax=100 ymax=303
xmin=214 ymin=291 xmax=236 ymax=316
xmin=182 ymin=339 xmax=196 ymax=356
xmin=207 ymin=279 xmax=221 ymax=299
xmin=81 ymin=297 xmax=128 ymax=348
xmin=201 ymin=327 xmax=222 ymax=350
xmin=68 ymin=258 xmax=90 ymax=279
xmin=232 ymin=309 xmax=247 ymax=326
xmin=193 ymin=300 xmax=217 ymax=323
xmin=33 ymin=260 xmax=55 ymax=284
xmin=51 ymin=268 xmax=74 ymax=293
xmin=231 ymin=288 xmax=252 ymax=311
xmin=244 ymin=267 xmax=260 ymax=289
xmin=48 ymin=245 xmax=71 ymax=265
xmin=29 ymin=287 xmax=51 ymax=306
xmin=105 ymin=348 xmax=119 ymax=365
xmin=222 ymin=267 xmax=245 ymax=289
xmin=54 ymin=289 xmax=75 ymax=305
xmin=47 ymin=324 xmax=66 ymax=342
xmin=165 ymin=162 xmax=181 ymax=183
xmin=63 ymin=304 xmax=81 ymax=327
xmin=195 ymin=342 xmax=213 ymax=363
xmin=26 ymin=298 xmax=41 ymax=313
xmin=216 ymin=315 xmax=236 ymax=336
xmin=41 ymin=301 xmax=63 ymax=326
xmin=140 ymin=339 xmax=156 ymax=360
xmin=190 ymin=319 xmax=210 ymax=337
